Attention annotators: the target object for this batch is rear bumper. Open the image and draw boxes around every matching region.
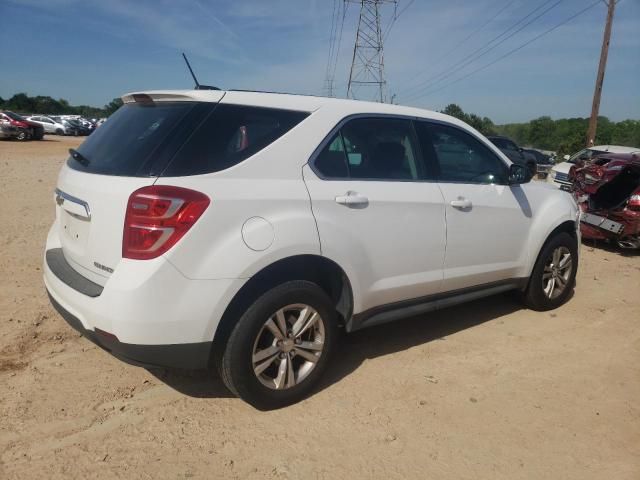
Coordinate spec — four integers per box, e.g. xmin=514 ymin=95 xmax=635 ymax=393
xmin=48 ymin=291 xmax=211 ymax=369
xmin=43 ymin=225 xmax=245 ymax=370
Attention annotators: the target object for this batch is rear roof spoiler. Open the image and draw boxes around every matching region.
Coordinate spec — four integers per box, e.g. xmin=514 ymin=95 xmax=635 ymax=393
xmin=121 ymin=90 xmax=226 ymax=104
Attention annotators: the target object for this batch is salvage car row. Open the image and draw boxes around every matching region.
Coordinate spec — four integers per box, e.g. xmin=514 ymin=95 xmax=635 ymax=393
xmin=566 ymin=148 xmax=640 ymax=250
xmin=0 ymin=111 xmax=104 ymax=140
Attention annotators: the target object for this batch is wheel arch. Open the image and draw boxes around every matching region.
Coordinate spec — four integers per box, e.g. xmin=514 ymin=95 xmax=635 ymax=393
xmin=212 ymin=254 xmax=353 ymax=357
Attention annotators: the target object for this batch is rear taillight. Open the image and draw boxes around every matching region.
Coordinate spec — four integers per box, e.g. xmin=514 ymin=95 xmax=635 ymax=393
xmin=123 ymin=185 xmax=210 ymax=260
xmin=628 ymin=194 xmax=640 ymax=211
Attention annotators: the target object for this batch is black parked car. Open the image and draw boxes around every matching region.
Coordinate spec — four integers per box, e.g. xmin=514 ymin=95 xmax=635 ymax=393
xmin=522 ymin=148 xmax=554 ymax=178
xmin=66 ymin=118 xmax=93 ymax=136
xmin=487 ymin=135 xmax=537 ymax=175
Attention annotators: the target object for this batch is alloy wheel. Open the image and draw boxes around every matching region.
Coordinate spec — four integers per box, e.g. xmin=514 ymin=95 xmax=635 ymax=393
xmin=542 ymin=246 xmax=572 ymax=299
xmin=251 ymin=304 xmax=325 ymax=390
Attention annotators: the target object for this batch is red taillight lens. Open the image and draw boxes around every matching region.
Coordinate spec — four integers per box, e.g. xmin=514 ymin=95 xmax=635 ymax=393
xmin=628 ymin=194 xmax=640 ymax=211
xmin=123 ymin=185 xmax=210 ymax=260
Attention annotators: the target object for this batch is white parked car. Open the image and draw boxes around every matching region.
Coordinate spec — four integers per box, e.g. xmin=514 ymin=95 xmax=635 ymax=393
xmin=44 ymin=90 xmax=580 ymax=408
xmin=26 ymin=115 xmax=67 ymax=135
xmin=548 ymin=145 xmax=640 ymax=191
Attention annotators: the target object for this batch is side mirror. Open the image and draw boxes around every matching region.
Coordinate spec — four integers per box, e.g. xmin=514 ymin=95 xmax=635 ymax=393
xmin=563 ymin=154 xmax=570 ymax=161
xmin=509 ymin=163 xmax=530 ymax=185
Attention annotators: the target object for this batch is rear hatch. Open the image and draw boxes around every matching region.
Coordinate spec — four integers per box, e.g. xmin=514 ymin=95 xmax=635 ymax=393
xmin=54 ymin=92 xmax=224 ymax=285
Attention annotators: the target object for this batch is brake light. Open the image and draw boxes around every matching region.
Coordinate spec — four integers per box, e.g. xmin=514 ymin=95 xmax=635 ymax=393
xmin=628 ymin=194 xmax=640 ymax=211
xmin=123 ymin=185 xmax=210 ymax=260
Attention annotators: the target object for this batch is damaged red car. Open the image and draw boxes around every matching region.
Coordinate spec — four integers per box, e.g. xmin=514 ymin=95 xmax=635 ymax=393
xmin=570 ymin=153 xmax=640 ymax=249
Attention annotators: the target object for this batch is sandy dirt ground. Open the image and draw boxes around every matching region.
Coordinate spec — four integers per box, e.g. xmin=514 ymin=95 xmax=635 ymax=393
xmin=0 ymin=136 xmax=639 ymax=479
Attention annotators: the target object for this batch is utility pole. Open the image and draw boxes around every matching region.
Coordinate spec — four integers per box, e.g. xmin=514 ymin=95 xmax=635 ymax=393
xmin=586 ymin=0 xmax=617 ymax=146
xmin=346 ymin=0 xmax=396 ymax=102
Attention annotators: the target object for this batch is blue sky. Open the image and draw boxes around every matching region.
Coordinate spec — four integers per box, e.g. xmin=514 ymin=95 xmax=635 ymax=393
xmin=0 ymin=0 xmax=638 ymax=123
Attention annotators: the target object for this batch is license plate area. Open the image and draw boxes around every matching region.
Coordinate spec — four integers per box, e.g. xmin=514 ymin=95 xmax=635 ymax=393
xmin=581 ymin=212 xmax=624 ymax=234
xmin=60 ymin=210 xmax=91 ymax=251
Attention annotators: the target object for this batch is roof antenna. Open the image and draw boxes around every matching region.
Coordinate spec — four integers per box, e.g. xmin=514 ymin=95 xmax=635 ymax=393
xmin=182 ymin=53 xmax=220 ymax=91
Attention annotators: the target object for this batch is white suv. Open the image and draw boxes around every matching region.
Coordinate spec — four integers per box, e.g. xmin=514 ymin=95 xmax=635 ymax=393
xmin=44 ymin=90 xmax=580 ymax=409
xmin=26 ymin=115 xmax=67 ymax=135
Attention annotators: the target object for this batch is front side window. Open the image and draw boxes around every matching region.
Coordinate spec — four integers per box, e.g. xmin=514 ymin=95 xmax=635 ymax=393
xmin=313 ymin=117 xmax=424 ymax=181
xmin=418 ymin=122 xmax=508 ymax=184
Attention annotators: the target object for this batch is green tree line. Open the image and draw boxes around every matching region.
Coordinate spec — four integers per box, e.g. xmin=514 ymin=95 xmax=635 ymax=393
xmin=0 ymin=93 xmax=123 ymax=118
xmin=440 ymin=104 xmax=640 ymax=158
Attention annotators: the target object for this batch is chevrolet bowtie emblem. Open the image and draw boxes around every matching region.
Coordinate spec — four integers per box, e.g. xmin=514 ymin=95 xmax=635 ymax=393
xmin=55 ymin=194 xmax=65 ymax=206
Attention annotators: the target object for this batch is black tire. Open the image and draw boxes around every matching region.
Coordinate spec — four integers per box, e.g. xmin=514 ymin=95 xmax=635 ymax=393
xmin=523 ymin=232 xmax=577 ymax=311
xmin=218 ymin=280 xmax=338 ymax=410
xmin=55 ymin=128 xmax=64 ymax=135
xmin=16 ymin=130 xmax=27 ymax=141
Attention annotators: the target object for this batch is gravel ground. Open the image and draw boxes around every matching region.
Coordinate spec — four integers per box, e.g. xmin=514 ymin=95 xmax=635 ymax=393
xmin=1 ymin=136 xmax=639 ymax=479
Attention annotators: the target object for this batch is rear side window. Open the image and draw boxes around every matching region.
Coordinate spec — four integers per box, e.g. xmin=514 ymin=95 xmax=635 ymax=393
xmin=68 ymin=102 xmax=308 ymax=177
xmin=162 ymin=104 xmax=308 ymax=176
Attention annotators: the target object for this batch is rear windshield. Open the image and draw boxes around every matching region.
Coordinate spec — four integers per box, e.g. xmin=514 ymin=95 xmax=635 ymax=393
xmin=67 ymin=101 xmax=309 ymax=177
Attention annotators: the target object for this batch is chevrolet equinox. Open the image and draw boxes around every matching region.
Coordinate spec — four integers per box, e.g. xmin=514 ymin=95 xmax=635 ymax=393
xmin=44 ymin=90 xmax=580 ymax=409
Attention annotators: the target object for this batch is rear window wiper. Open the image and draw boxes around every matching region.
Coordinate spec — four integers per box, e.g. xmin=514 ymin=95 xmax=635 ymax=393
xmin=69 ymin=148 xmax=90 ymax=166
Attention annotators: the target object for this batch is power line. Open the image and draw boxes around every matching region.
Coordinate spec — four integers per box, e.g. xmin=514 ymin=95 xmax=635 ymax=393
xmin=382 ymin=0 xmax=414 ymax=42
xmin=400 ymin=0 xmax=564 ymax=99
xmin=395 ymin=0 xmax=516 ymax=92
xmin=402 ymin=0 xmax=564 ymax=99
xmin=407 ymin=0 xmax=601 ymax=102
xmin=330 ymin=1 xmax=349 ymax=96
xmin=323 ymin=0 xmax=340 ymax=96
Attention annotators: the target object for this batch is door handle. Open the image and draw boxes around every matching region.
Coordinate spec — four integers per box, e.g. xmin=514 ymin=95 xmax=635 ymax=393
xmin=450 ymin=198 xmax=472 ymax=209
xmin=335 ymin=191 xmax=369 ymax=208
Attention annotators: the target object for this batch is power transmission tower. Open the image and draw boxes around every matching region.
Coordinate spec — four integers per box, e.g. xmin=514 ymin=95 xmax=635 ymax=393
xmin=346 ymin=0 xmax=396 ymax=102
xmin=586 ymin=0 xmax=617 ymax=146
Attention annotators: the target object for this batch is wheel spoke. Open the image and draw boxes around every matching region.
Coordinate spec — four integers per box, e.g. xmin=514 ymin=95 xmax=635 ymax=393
xmin=275 ymin=310 xmax=288 ymax=337
xmin=274 ymin=358 xmax=288 ymax=389
xmin=544 ymin=277 xmax=555 ymax=297
xmin=265 ymin=318 xmax=284 ymax=340
xmin=292 ymin=310 xmax=318 ymax=338
xmin=556 ymin=275 xmax=566 ymax=288
xmin=560 ymin=259 xmax=572 ymax=275
xmin=252 ymin=344 xmax=280 ymax=364
xmin=552 ymin=248 xmax=561 ymax=266
xmin=293 ymin=347 xmax=319 ymax=363
xmin=542 ymin=272 xmax=553 ymax=280
xmin=286 ymin=354 xmax=296 ymax=388
xmin=297 ymin=340 xmax=323 ymax=351
xmin=559 ymin=253 xmax=571 ymax=269
xmin=254 ymin=352 xmax=279 ymax=376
